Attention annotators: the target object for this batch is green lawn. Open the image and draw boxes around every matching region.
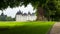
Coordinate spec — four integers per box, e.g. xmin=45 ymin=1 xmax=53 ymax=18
xmin=0 ymin=21 xmax=54 ymax=34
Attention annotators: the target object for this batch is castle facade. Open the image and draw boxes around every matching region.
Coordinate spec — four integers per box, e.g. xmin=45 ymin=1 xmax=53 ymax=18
xmin=16 ymin=10 xmax=37 ymax=21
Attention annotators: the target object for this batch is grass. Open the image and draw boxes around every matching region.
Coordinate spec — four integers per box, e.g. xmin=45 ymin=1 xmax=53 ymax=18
xmin=0 ymin=21 xmax=54 ymax=34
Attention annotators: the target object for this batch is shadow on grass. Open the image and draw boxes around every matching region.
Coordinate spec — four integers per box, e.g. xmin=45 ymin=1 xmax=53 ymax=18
xmin=0 ymin=24 xmax=53 ymax=34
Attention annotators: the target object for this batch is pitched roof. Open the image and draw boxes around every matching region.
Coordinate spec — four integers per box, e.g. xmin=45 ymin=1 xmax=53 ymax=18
xmin=23 ymin=13 xmax=27 ymax=16
xmin=16 ymin=10 xmax=36 ymax=16
xmin=16 ymin=10 xmax=22 ymax=15
xmin=28 ymin=12 xmax=31 ymax=15
xmin=31 ymin=13 xmax=35 ymax=16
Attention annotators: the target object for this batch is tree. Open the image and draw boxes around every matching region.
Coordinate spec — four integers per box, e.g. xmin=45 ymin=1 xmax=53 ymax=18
xmin=6 ymin=17 xmax=12 ymax=21
xmin=0 ymin=12 xmax=15 ymax=21
xmin=20 ymin=0 xmax=49 ymax=21
xmin=0 ymin=11 xmax=7 ymax=21
xmin=45 ymin=0 xmax=60 ymax=21
xmin=0 ymin=0 xmax=58 ymax=21
xmin=44 ymin=0 xmax=57 ymax=21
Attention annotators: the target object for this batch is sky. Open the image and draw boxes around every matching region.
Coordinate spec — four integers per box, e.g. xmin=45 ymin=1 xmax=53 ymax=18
xmin=0 ymin=4 xmax=36 ymax=18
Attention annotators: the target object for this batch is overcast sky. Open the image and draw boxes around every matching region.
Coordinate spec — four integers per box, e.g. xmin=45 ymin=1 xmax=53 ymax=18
xmin=0 ymin=4 xmax=36 ymax=18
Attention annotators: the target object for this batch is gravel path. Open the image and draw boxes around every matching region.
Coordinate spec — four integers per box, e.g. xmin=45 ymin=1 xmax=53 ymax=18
xmin=49 ymin=22 xmax=60 ymax=34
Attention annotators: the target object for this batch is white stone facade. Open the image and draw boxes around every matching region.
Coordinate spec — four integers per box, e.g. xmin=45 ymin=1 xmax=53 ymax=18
xmin=16 ymin=10 xmax=37 ymax=21
xmin=16 ymin=15 xmax=37 ymax=21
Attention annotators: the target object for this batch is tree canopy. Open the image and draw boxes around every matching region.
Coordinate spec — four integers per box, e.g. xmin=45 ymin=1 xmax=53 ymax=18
xmin=0 ymin=0 xmax=57 ymax=10
xmin=0 ymin=0 xmax=59 ymax=21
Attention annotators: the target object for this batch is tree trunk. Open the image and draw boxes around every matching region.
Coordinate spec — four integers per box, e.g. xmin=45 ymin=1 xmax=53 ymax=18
xmin=36 ymin=6 xmax=44 ymax=21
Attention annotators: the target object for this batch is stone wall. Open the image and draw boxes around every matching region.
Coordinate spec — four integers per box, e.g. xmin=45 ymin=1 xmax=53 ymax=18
xmin=16 ymin=15 xmax=37 ymax=21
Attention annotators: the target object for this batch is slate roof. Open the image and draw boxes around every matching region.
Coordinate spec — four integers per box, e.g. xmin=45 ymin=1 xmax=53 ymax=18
xmin=23 ymin=13 xmax=27 ymax=16
xmin=16 ymin=10 xmax=22 ymax=15
xmin=16 ymin=10 xmax=35 ymax=16
xmin=28 ymin=12 xmax=31 ymax=15
xmin=31 ymin=13 xmax=35 ymax=16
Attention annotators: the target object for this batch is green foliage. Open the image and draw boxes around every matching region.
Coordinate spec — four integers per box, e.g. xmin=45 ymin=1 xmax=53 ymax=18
xmin=0 ymin=0 xmax=59 ymax=21
xmin=0 ymin=12 xmax=15 ymax=21
xmin=0 ymin=0 xmax=50 ymax=10
xmin=0 ymin=0 xmax=22 ymax=10
xmin=43 ymin=0 xmax=60 ymax=21
xmin=0 ymin=21 xmax=54 ymax=34
xmin=6 ymin=17 xmax=15 ymax=21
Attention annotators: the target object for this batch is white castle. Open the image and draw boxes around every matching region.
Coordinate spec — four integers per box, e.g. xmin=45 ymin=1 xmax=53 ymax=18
xmin=16 ymin=10 xmax=37 ymax=21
